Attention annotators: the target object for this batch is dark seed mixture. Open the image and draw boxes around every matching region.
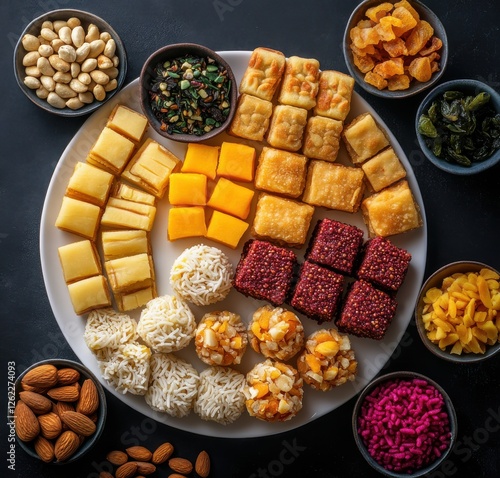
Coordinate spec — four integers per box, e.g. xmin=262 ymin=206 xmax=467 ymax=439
xmin=148 ymin=54 xmax=232 ymax=136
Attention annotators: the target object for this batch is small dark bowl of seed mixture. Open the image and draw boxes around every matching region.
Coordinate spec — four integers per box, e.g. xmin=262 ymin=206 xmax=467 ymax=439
xmin=140 ymin=43 xmax=237 ymax=143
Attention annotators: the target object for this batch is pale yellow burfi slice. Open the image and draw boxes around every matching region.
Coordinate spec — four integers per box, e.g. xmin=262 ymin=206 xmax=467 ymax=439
xmin=66 ymin=162 xmax=114 ymax=207
xmin=58 ymin=240 xmax=101 ymax=283
xmin=101 ymin=198 xmax=156 ymax=231
xmin=105 ymin=252 xmax=154 ymax=294
xmin=87 ymin=127 xmax=136 ymax=175
xmin=122 ymin=138 xmax=181 ymax=198
xmin=67 ymin=275 xmax=111 ymax=315
xmin=55 ymin=196 xmax=101 ymax=241
xmin=115 ymin=286 xmax=156 ymax=312
xmin=101 ymin=229 xmax=150 ymax=261
xmin=107 ymin=104 xmax=148 ymax=143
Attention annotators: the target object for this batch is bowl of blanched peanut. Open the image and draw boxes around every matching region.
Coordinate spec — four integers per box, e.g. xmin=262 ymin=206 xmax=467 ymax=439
xmin=14 ymin=9 xmax=127 ymax=116
xmin=415 ymin=261 xmax=500 ymax=363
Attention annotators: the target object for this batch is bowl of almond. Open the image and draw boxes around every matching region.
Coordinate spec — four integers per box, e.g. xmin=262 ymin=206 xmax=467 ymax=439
xmin=14 ymin=358 xmax=106 ymax=464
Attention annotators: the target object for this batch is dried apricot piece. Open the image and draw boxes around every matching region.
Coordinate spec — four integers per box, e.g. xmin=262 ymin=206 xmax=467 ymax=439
xmin=387 ymin=74 xmax=410 ymax=91
xmin=419 ymin=36 xmax=443 ymax=56
xmin=353 ymin=52 xmax=375 ymax=73
xmin=391 ymin=6 xmax=418 ymax=36
xmin=365 ymin=2 xmax=394 ymax=22
xmin=382 ymin=38 xmax=408 ymax=58
xmin=408 ymin=56 xmax=432 ymax=82
xmin=406 ymin=20 xmax=434 ymax=55
xmin=373 ymin=57 xmax=404 ymax=78
xmin=364 ymin=71 xmax=388 ymax=90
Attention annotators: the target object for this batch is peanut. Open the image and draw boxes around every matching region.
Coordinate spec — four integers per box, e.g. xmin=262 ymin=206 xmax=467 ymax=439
xmin=22 ymin=34 xmax=40 ymax=51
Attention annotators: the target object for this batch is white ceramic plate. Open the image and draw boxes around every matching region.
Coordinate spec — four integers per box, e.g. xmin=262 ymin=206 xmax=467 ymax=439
xmin=40 ymin=51 xmax=427 ymax=438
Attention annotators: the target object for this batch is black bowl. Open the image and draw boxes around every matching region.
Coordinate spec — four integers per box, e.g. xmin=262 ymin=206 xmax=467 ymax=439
xmin=14 ymin=358 xmax=107 ymax=464
xmin=352 ymin=371 xmax=457 ymax=477
xmin=139 ymin=43 xmax=237 ymax=143
xmin=14 ymin=9 xmax=127 ymax=116
xmin=415 ymin=260 xmax=500 ymax=362
xmin=415 ymin=79 xmax=500 ymax=174
xmin=343 ymin=0 xmax=448 ymax=98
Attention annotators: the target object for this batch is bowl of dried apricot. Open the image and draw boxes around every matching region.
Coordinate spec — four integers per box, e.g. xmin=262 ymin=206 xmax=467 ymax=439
xmin=14 ymin=358 xmax=107 ymax=464
xmin=415 ymin=261 xmax=500 ymax=363
xmin=343 ymin=0 xmax=448 ymax=98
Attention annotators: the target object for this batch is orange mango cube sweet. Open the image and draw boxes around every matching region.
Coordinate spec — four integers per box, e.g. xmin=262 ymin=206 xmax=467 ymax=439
xmin=207 ymin=177 xmax=254 ymax=220
xmin=181 ymin=143 xmax=219 ymax=179
xmin=217 ymin=142 xmax=256 ymax=182
xmin=168 ymin=172 xmax=207 ymax=206
xmin=168 ymin=206 xmax=207 ymax=241
xmin=206 ymin=210 xmax=249 ymax=249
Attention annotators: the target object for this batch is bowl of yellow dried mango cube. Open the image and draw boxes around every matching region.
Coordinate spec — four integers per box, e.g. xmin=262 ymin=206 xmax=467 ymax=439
xmin=415 ymin=261 xmax=500 ymax=363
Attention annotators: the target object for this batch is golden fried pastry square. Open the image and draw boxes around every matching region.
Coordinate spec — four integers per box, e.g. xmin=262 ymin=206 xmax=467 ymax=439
xmin=342 ymin=113 xmax=390 ymax=164
xmin=255 ymin=147 xmax=308 ymax=198
xmin=302 ymin=116 xmax=343 ymax=162
xmin=361 ymin=147 xmax=407 ymax=192
xmin=314 ymin=70 xmax=355 ymax=121
xmin=252 ymin=193 xmax=315 ymax=248
xmin=302 ymin=160 xmax=365 ymax=213
xmin=278 ymin=56 xmax=320 ymax=110
xmin=228 ymin=93 xmax=273 ymax=141
xmin=361 ymin=180 xmax=422 ymax=237
xmin=266 ymin=104 xmax=308 ymax=152
xmin=239 ymin=47 xmax=286 ymax=101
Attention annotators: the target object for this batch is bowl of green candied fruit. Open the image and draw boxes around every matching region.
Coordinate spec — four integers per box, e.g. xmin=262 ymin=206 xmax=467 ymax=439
xmin=139 ymin=43 xmax=237 ymax=143
xmin=416 ymin=79 xmax=500 ymax=174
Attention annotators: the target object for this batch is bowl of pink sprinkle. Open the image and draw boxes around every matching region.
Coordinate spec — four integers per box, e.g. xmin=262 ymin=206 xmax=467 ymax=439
xmin=352 ymin=371 xmax=457 ymax=477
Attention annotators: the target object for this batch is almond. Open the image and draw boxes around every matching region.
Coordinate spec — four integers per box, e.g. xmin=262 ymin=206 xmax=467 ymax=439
xmin=132 ymin=461 xmax=156 ymax=475
xmin=169 ymin=457 xmax=193 ymax=475
xmin=54 ymin=430 xmax=80 ymax=461
xmin=152 ymin=442 xmax=174 ymax=464
xmin=19 ymin=391 xmax=53 ymax=415
xmin=60 ymin=410 xmax=96 ymax=436
xmin=76 ymin=378 xmax=99 ymax=415
xmin=99 ymin=473 xmax=114 ymax=478
xmin=34 ymin=436 xmax=55 ymax=462
xmin=115 ymin=461 xmax=138 ymax=478
xmin=57 ymin=367 xmax=81 ymax=385
xmin=53 ymin=401 xmax=75 ymax=417
xmin=168 ymin=475 xmax=188 ymax=478
xmin=15 ymin=400 xmax=40 ymax=442
xmin=195 ymin=450 xmax=210 ymax=478
xmin=106 ymin=450 xmax=128 ymax=466
xmin=126 ymin=445 xmax=152 ymax=462
xmin=23 ymin=364 xmax=58 ymax=388
xmin=20 ymin=381 xmax=49 ymax=394
xmin=47 ymin=384 xmax=80 ymax=402
xmin=38 ymin=412 xmax=62 ymax=440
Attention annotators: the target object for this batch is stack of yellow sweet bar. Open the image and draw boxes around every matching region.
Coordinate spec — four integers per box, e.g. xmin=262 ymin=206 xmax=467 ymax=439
xmin=55 ymin=104 xmax=181 ymax=314
xmin=167 ymin=141 xmax=256 ymax=249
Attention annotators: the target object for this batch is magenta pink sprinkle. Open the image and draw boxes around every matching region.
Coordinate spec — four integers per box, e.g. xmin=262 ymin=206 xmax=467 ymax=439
xmin=358 ymin=377 xmax=451 ymax=474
